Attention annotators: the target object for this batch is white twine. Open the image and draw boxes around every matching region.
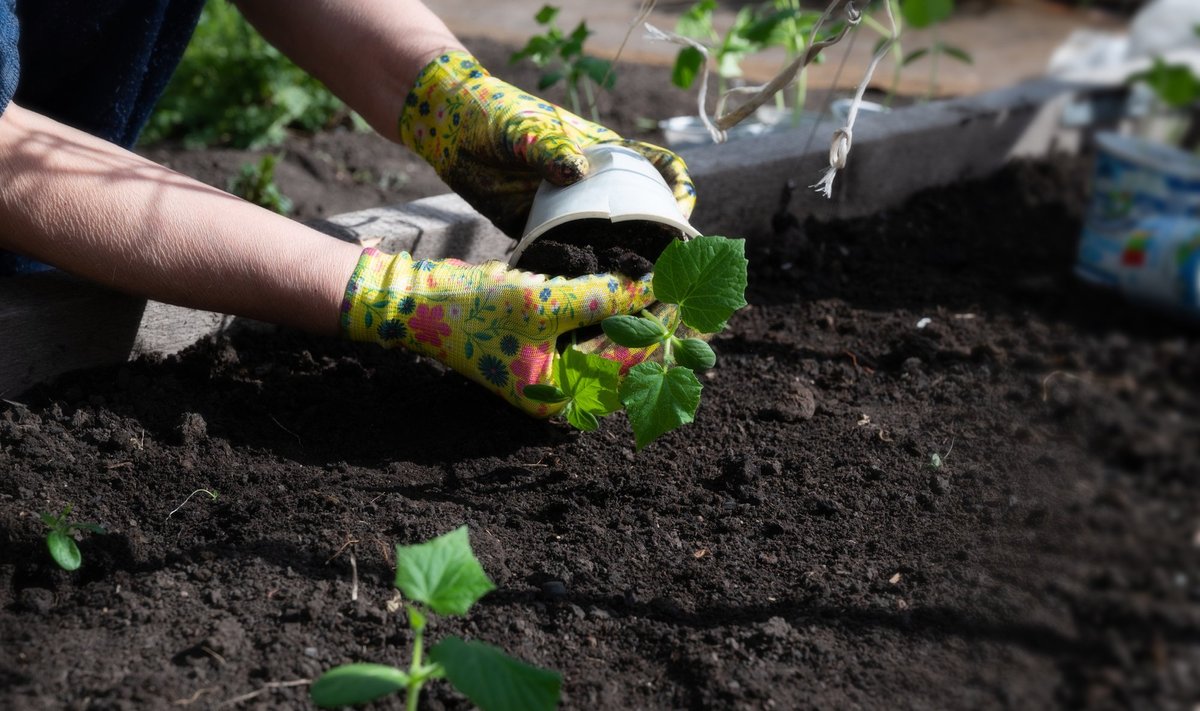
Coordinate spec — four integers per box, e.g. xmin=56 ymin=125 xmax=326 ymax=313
xmin=812 ymin=0 xmax=898 ymax=198
xmin=643 ymin=23 xmax=726 ymax=143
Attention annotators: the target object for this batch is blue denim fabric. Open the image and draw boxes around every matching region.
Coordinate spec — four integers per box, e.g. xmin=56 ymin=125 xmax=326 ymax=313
xmin=0 ymin=0 xmax=205 ymax=275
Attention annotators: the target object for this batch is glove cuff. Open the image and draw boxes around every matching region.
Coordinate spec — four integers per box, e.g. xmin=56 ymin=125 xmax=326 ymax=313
xmin=398 ymin=51 xmax=489 ymax=176
xmin=340 ymin=247 xmax=416 ymax=344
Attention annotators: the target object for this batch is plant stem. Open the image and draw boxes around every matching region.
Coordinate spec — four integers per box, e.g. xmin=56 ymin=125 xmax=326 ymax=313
xmin=582 ymin=77 xmax=599 ymax=123
xmin=567 ymin=81 xmax=582 ymax=117
xmin=405 ymin=625 xmax=426 ymax=711
xmin=928 ymin=26 xmax=940 ymax=102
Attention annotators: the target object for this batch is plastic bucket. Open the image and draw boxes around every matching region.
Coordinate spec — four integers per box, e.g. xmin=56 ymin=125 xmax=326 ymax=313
xmin=1075 ymin=132 xmax=1200 ymax=304
xmin=509 ymin=144 xmax=700 ymax=267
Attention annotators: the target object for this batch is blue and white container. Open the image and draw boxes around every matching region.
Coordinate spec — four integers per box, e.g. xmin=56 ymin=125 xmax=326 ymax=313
xmin=1076 ymin=132 xmax=1200 ymax=313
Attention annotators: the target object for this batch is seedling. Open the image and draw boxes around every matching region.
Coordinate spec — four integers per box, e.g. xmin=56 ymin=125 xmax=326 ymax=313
xmin=528 ymin=236 xmax=749 ymax=449
xmin=39 ymin=504 xmax=106 ymax=572
xmin=510 ymin=5 xmax=615 ymax=122
xmin=897 ymin=0 xmax=972 ymax=100
xmin=310 ymin=526 xmax=560 ymax=711
xmin=229 ymin=154 xmax=293 ymax=215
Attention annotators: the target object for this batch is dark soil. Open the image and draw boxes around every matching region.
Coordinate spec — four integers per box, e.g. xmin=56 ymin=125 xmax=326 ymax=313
xmin=515 ymin=219 xmax=681 ymax=280
xmin=3 ymin=158 xmax=1199 ymax=710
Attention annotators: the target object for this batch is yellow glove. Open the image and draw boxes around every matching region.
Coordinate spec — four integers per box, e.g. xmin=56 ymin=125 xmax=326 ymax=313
xmin=398 ymin=51 xmax=696 ymax=237
xmin=340 ymin=248 xmax=655 ymax=416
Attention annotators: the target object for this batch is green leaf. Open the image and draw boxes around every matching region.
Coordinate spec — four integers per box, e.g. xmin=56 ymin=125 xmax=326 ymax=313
xmin=652 ymin=236 xmax=748 ymax=333
xmin=901 ymin=47 xmax=930 ymax=67
xmin=557 ymin=347 xmax=621 ymax=418
xmin=310 ymin=663 xmax=410 ymax=708
xmin=47 ymin=530 xmax=81 ymax=571
xmin=564 ymin=403 xmax=600 ymax=432
xmin=938 ymin=43 xmax=973 ymax=65
xmin=901 ymin=0 xmax=953 ymax=29
xmin=673 ymin=338 xmax=716 ymax=371
xmin=619 ymin=363 xmax=702 ymax=450
xmin=535 ymin=5 xmax=559 ymax=25
xmin=394 ymin=526 xmax=495 ymax=616
xmin=1132 ymin=59 xmax=1200 ymax=109
xmin=601 ymin=315 xmax=668 ymax=348
xmin=524 ymin=384 xmax=569 ymax=403
xmin=742 ymin=9 xmax=795 ymax=45
xmin=672 ymin=46 xmax=705 ymax=90
xmin=39 ymin=512 xmax=59 ymax=529
xmin=430 ymin=637 xmax=561 ymax=711
xmin=538 ymin=70 xmax=565 ymax=90
xmin=676 ymin=0 xmax=717 ymax=39
xmin=577 ymin=56 xmax=615 ymax=89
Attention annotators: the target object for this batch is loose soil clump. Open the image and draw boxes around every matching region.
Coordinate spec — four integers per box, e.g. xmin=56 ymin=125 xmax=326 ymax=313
xmin=2 ymin=159 xmax=1198 ymax=710
xmin=515 ymin=219 xmax=681 ymax=279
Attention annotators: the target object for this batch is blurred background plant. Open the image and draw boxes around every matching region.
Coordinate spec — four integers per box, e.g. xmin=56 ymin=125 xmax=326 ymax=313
xmin=670 ymin=0 xmax=823 ymax=126
xmin=509 ymin=5 xmax=616 ymax=122
xmin=897 ymin=0 xmax=973 ymax=99
xmin=228 ymin=154 xmax=293 ymax=215
xmin=141 ymin=0 xmax=361 ymax=149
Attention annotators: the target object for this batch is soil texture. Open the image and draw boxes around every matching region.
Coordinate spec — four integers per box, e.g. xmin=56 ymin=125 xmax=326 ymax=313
xmin=515 ymin=219 xmax=681 ymax=280
xmin=2 ymin=159 xmax=1198 ymax=710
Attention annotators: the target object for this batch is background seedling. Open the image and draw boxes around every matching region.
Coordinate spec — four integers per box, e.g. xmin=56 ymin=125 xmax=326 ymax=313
xmin=311 ymin=526 xmax=560 ymax=711
xmin=229 ymin=155 xmax=293 ymax=215
xmin=39 ymin=505 xmax=106 ymax=572
xmin=510 ymin=5 xmax=615 ymax=122
xmin=898 ymin=0 xmax=972 ymax=100
xmin=528 ymin=236 xmax=749 ymax=449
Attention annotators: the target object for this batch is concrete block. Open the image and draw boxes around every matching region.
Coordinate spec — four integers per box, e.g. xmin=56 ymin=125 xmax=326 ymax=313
xmin=0 ymin=77 xmax=1086 ymax=396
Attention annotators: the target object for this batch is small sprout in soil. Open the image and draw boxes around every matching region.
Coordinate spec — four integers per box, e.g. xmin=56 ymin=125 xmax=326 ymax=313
xmin=537 ymin=235 xmax=748 ymax=449
xmin=929 ymin=439 xmax=955 ymax=470
xmin=39 ymin=504 xmax=106 ymax=572
xmin=310 ymin=526 xmax=561 ymax=711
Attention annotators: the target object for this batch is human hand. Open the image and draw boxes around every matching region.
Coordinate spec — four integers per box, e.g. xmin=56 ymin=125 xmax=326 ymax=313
xmin=398 ymin=51 xmax=696 ymax=238
xmin=340 ymin=248 xmax=656 ymax=416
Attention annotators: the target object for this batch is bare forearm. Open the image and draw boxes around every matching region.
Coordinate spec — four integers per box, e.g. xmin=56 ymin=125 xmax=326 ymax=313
xmin=234 ymin=0 xmax=467 ymax=138
xmin=0 ymin=104 xmax=362 ymax=335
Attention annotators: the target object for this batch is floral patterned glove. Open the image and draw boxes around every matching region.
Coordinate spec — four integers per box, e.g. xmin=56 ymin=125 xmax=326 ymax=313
xmin=399 ymin=51 xmax=697 ymax=237
xmin=341 ymin=248 xmax=654 ymax=416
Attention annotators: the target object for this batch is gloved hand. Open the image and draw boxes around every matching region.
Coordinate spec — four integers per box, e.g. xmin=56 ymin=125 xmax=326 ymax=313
xmin=398 ymin=51 xmax=696 ymax=237
xmin=340 ymin=248 xmax=655 ymax=416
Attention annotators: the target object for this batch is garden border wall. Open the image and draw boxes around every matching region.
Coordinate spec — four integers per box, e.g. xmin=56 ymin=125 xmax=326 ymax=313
xmin=0 ymin=77 xmax=1085 ymax=397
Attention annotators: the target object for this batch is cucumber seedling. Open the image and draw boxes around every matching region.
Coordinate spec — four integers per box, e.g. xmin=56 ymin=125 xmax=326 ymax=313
xmin=310 ymin=526 xmax=560 ymax=711
xmin=39 ymin=504 xmax=106 ymax=572
xmin=528 ymin=235 xmax=749 ymax=449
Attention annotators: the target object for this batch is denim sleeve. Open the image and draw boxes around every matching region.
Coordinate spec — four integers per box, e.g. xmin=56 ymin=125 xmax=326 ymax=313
xmin=0 ymin=0 xmax=16 ymax=117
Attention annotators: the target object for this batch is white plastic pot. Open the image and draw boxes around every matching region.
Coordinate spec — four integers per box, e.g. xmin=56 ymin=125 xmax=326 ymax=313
xmin=509 ymin=144 xmax=700 ymax=267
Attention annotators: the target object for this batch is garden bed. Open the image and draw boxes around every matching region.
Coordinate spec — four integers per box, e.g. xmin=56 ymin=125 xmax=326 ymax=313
xmin=2 ymin=156 xmax=1198 ymax=709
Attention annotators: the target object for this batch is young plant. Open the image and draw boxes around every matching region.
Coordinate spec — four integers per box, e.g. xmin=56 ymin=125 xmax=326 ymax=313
xmin=510 ymin=5 xmax=615 ymax=122
xmin=671 ymin=0 xmax=760 ymax=97
xmin=39 ymin=504 xmax=106 ymax=572
xmin=898 ymin=0 xmax=972 ymax=100
xmin=310 ymin=526 xmax=561 ymax=711
xmin=529 ymin=236 xmax=749 ymax=449
xmin=228 ymin=154 xmax=293 ymax=215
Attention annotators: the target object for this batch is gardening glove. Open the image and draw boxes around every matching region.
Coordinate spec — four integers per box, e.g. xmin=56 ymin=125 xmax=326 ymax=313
xmin=340 ymin=248 xmax=655 ymax=416
xmin=398 ymin=50 xmax=697 ymax=238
